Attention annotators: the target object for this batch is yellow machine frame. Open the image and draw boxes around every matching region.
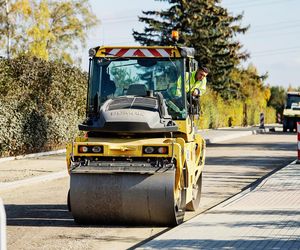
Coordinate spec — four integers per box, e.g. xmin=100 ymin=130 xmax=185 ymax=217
xmin=66 ymin=45 xmax=206 ymax=224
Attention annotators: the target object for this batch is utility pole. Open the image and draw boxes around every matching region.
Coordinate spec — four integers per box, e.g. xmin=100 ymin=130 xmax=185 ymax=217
xmin=5 ymin=0 xmax=10 ymax=59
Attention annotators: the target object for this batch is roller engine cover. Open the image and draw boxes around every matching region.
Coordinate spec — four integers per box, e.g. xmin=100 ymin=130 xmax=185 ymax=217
xmin=79 ymin=96 xmax=178 ymax=133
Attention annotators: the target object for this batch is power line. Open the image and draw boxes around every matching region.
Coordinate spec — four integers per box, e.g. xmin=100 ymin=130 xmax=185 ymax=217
xmin=252 ymin=22 xmax=300 ymax=33
xmin=253 ymin=49 xmax=300 ymax=57
xmin=252 ymin=45 xmax=300 ymax=56
xmin=225 ymin=0 xmax=270 ymax=4
xmin=253 ymin=19 xmax=300 ymax=29
xmin=225 ymin=0 xmax=297 ymax=8
xmin=102 ymin=18 xmax=138 ymax=24
xmin=248 ymin=24 xmax=300 ymax=35
xmin=254 ymin=45 xmax=300 ymax=54
xmin=101 ymin=16 xmax=139 ymax=23
xmin=99 ymin=1 xmax=298 ymax=27
xmin=243 ymin=30 xmax=300 ymax=39
xmin=225 ymin=0 xmax=262 ymax=4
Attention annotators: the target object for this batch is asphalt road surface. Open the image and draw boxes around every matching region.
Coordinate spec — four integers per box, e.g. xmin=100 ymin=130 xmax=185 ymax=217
xmin=1 ymin=130 xmax=296 ymax=250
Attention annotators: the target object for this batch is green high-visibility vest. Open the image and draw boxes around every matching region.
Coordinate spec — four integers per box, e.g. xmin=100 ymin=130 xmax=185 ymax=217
xmin=170 ymin=71 xmax=207 ymax=97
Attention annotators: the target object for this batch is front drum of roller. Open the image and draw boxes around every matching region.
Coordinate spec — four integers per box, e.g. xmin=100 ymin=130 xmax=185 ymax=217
xmin=69 ymin=169 xmax=185 ymax=226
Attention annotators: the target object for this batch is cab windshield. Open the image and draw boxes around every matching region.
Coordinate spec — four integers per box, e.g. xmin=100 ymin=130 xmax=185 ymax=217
xmin=287 ymin=94 xmax=300 ymax=108
xmin=87 ymin=57 xmax=187 ymax=119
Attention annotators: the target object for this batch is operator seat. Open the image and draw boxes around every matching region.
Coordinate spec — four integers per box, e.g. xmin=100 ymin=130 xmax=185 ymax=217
xmin=101 ymin=75 xmax=116 ymax=102
xmin=101 ymin=69 xmax=116 ymax=97
xmin=127 ymin=84 xmax=147 ymax=96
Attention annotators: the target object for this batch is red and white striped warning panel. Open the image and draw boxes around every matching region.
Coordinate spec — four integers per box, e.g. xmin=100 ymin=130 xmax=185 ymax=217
xmin=104 ymin=48 xmax=172 ymax=57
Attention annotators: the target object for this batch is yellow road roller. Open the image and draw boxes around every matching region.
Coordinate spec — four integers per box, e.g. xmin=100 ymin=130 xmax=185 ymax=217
xmin=66 ymin=45 xmax=206 ymax=226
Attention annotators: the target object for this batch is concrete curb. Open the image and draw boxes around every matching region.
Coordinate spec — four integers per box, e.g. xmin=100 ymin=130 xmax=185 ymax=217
xmin=0 ymin=149 xmax=66 ymax=164
xmin=0 ymin=170 xmax=68 ymax=191
xmin=203 ymin=127 xmax=270 ymax=144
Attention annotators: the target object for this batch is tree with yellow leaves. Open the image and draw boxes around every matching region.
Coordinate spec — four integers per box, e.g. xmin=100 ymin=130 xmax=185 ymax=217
xmin=228 ymin=64 xmax=274 ymax=125
xmin=0 ymin=0 xmax=31 ymax=58
xmin=0 ymin=0 xmax=98 ymax=64
xmin=26 ymin=0 xmax=53 ymax=60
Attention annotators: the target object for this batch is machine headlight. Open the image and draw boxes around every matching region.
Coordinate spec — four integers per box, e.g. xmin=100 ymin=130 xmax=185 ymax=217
xmin=143 ymin=146 xmax=168 ymax=154
xmin=79 ymin=146 xmax=88 ymax=153
xmin=78 ymin=145 xmax=103 ymax=154
xmin=92 ymin=146 xmax=102 ymax=153
xmin=157 ymin=147 xmax=168 ymax=154
xmin=144 ymin=146 xmax=155 ymax=154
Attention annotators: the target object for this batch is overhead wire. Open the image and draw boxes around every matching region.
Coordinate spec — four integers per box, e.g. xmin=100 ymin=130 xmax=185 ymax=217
xmin=242 ymin=31 xmax=300 ymax=40
xmin=97 ymin=0 xmax=300 ymax=59
xmin=252 ymin=46 xmax=300 ymax=57
xmin=251 ymin=23 xmax=300 ymax=33
xmin=223 ymin=0 xmax=300 ymax=59
xmin=253 ymin=49 xmax=300 ymax=57
xmin=225 ymin=0 xmax=297 ymax=8
xmin=101 ymin=17 xmax=138 ymax=24
xmin=253 ymin=19 xmax=300 ymax=29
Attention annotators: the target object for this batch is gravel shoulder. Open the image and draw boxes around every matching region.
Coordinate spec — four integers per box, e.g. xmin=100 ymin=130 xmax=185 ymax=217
xmin=0 ymin=154 xmax=66 ymax=182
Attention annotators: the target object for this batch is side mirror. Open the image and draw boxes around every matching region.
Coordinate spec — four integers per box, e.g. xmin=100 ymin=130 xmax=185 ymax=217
xmin=188 ymin=94 xmax=200 ymax=116
xmin=186 ymin=58 xmax=199 ymax=72
xmin=193 ymin=59 xmax=198 ymax=72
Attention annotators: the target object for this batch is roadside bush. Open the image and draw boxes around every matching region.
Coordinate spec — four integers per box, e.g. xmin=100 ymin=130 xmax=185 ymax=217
xmin=198 ymin=88 xmax=276 ymax=129
xmin=0 ymin=56 xmax=87 ymax=157
xmin=0 ymin=101 xmax=24 ymax=155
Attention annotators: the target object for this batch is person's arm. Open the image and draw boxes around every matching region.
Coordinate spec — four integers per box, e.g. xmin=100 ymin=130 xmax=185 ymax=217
xmin=191 ymin=77 xmax=206 ymax=96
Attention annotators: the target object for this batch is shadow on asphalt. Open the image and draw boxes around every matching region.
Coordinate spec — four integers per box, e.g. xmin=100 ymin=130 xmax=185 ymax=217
xmin=205 ymin=156 xmax=294 ymax=168
xmin=5 ymin=204 xmax=77 ymax=227
xmin=207 ymin=141 xmax=294 ymax=151
xmin=208 ymin=129 xmax=295 ymax=135
xmin=205 ymin=133 xmax=295 ymax=168
xmin=270 ymin=131 xmax=297 ymax=135
xmin=5 ymin=204 xmax=160 ymax=228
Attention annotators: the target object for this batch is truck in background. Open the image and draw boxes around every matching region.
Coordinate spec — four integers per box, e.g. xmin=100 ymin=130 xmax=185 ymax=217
xmin=283 ymin=92 xmax=300 ymax=132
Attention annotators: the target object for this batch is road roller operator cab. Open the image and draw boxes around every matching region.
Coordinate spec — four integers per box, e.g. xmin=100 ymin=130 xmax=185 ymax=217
xmin=66 ymin=45 xmax=206 ymax=226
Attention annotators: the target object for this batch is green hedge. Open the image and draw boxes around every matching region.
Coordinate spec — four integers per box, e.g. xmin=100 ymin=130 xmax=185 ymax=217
xmin=0 ymin=56 xmax=87 ymax=157
xmin=198 ymin=88 xmax=276 ymax=129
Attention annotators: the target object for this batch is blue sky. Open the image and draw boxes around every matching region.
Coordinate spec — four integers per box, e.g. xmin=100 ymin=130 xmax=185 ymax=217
xmin=84 ymin=0 xmax=300 ymax=89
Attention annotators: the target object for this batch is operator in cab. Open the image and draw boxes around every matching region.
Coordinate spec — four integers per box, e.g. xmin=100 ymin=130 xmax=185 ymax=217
xmin=169 ymin=65 xmax=209 ymax=98
xmin=187 ymin=65 xmax=209 ymax=97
